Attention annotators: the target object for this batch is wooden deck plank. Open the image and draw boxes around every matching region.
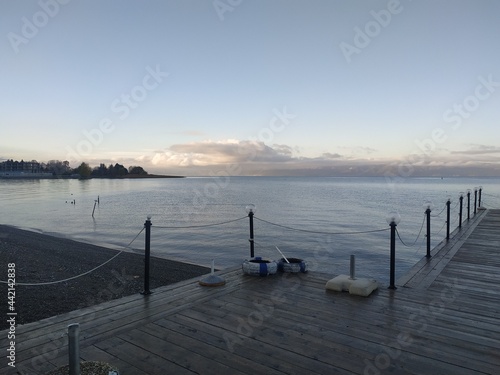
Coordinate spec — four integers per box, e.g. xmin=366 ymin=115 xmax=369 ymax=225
xmin=117 ymin=329 xmax=249 ymax=375
xmin=139 ymin=323 xmax=289 ymax=375
xmin=12 ymin=268 xmax=247 ymax=355
xmin=150 ymin=318 xmax=307 ymax=375
xmin=158 ymin=314 xmax=339 ymax=375
xmin=2 ymin=210 xmax=500 ymax=375
xmin=94 ymin=336 xmax=196 ymax=375
xmin=215 ymin=288 xmax=499 ymax=370
xmin=79 ymin=344 xmax=144 ymax=374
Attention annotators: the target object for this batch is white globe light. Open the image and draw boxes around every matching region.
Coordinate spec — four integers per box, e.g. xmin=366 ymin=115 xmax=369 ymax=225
xmin=386 ymin=211 xmax=401 ymax=225
xmin=245 ymin=204 xmax=256 ymax=214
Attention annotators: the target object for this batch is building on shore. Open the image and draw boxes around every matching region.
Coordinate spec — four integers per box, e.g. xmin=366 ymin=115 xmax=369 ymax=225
xmin=0 ymin=159 xmax=52 ymax=178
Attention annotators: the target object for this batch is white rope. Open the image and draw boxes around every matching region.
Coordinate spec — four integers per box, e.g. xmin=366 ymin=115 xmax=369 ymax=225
xmin=1 ymin=227 xmax=144 ymax=286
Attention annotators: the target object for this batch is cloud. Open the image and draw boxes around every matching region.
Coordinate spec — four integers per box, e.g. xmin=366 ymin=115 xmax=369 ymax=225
xmin=320 ymin=152 xmax=342 ymax=159
xmin=151 ymin=140 xmax=307 ymax=167
xmin=451 ymin=144 xmax=500 ymax=155
xmin=140 ymin=139 xmax=420 ymax=176
xmin=91 ymin=139 xmax=500 ymax=177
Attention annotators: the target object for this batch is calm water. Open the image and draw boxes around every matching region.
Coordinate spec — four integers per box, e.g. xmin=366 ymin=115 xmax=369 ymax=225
xmin=1 ymin=176 xmax=499 ymax=284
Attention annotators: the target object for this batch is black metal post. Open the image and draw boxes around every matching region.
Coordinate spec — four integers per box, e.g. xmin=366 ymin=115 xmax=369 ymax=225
xmin=389 ymin=221 xmax=397 ymax=290
xmin=248 ymin=211 xmax=255 ymax=258
xmin=467 ymin=191 xmax=471 ymax=220
xmin=459 ymin=194 xmax=463 ymax=229
xmin=141 ymin=217 xmax=152 ymax=295
xmin=446 ymin=199 xmax=451 ymax=241
xmin=68 ymin=323 xmax=80 ymax=375
xmin=426 ymin=207 xmax=431 ymax=258
xmin=478 ymin=187 xmax=482 ymax=208
xmin=474 ymin=188 xmax=478 ymax=215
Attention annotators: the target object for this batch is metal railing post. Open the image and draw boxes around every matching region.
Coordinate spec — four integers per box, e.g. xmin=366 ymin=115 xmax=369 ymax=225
xmin=426 ymin=206 xmax=432 ymax=258
xmin=246 ymin=205 xmax=256 ymax=258
xmin=467 ymin=189 xmax=471 ymax=220
xmin=141 ymin=216 xmax=152 ymax=295
xmin=68 ymin=323 xmax=80 ymax=375
xmin=249 ymin=211 xmax=255 ymax=258
xmin=446 ymin=198 xmax=451 ymax=240
xmin=459 ymin=193 xmax=464 ymax=229
xmin=474 ymin=187 xmax=478 ymax=215
xmin=389 ymin=221 xmax=397 ymax=290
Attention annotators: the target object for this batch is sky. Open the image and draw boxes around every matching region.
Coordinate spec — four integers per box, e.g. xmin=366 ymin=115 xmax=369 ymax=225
xmin=1 ymin=0 xmax=500 ymax=177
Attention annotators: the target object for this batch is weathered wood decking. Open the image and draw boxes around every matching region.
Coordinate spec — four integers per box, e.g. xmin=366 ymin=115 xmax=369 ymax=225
xmin=2 ymin=210 xmax=500 ymax=374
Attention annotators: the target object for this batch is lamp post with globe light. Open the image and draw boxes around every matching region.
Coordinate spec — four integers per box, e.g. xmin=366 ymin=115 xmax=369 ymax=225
xmin=425 ymin=202 xmax=432 ymax=258
xmin=458 ymin=192 xmax=464 ymax=229
xmin=446 ymin=196 xmax=451 ymax=241
xmin=246 ymin=205 xmax=256 ymax=258
xmin=386 ymin=211 xmax=400 ymax=290
xmin=141 ymin=215 xmax=152 ymax=295
xmin=467 ymin=189 xmax=472 ymax=220
xmin=474 ymin=187 xmax=478 ymax=215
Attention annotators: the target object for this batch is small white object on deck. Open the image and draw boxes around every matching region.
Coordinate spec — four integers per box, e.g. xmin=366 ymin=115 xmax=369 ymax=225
xmin=325 ymin=275 xmax=378 ymax=297
xmin=199 ymin=259 xmax=226 ymax=287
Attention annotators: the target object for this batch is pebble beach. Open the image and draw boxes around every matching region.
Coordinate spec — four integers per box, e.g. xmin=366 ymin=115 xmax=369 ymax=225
xmin=0 ymin=225 xmax=209 ymax=331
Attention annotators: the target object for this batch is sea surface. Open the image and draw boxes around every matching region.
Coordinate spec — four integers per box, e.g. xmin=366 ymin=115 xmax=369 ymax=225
xmin=1 ymin=176 xmax=499 ymax=284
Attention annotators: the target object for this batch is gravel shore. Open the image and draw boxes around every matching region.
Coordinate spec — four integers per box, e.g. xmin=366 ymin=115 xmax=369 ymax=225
xmin=0 ymin=225 xmax=209 ymax=331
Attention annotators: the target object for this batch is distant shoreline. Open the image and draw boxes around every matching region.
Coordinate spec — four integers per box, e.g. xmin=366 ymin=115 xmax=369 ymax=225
xmin=116 ymin=174 xmax=185 ymax=179
xmin=0 ymin=173 xmax=184 ymax=180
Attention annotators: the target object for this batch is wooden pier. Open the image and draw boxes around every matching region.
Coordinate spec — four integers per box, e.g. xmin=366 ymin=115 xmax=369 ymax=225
xmin=2 ymin=210 xmax=499 ymax=374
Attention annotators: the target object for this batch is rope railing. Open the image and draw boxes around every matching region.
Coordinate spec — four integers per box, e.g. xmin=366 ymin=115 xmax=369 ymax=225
xmin=412 ymin=236 xmax=427 ymax=255
xmin=0 ymin=227 xmax=145 ymax=286
xmin=395 ymin=215 xmax=426 ymax=248
xmin=386 ymin=186 xmax=490 ymax=288
xmin=254 ymin=217 xmax=390 ymax=236
xmin=430 ymin=204 xmax=447 ymax=218
xmin=152 ymin=216 xmax=247 ymax=229
xmin=433 ymin=219 xmax=448 ymax=237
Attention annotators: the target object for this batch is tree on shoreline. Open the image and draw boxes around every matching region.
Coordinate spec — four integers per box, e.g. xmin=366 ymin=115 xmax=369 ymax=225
xmin=76 ymin=162 xmax=92 ymax=178
xmin=128 ymin=166 xmax=148 ymax=175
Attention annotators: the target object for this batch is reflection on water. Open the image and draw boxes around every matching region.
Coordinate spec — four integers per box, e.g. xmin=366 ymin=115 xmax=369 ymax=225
xmin=1 ymin=176 xmax=499 ymax=283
